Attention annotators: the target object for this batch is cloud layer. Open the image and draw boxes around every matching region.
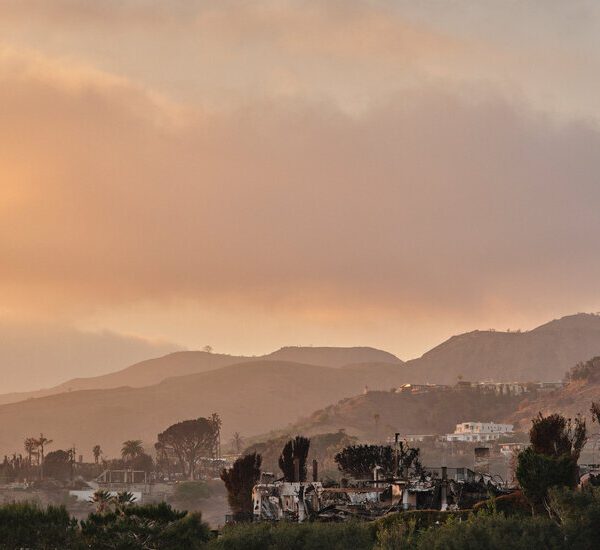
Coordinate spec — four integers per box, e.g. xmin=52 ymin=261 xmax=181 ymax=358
xmin=1 ymin=1 xmax=600 ymax=376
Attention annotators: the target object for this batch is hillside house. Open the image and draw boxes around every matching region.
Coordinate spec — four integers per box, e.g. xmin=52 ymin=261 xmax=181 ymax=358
xmin=445 ymin=422 xmax=513 ymax=442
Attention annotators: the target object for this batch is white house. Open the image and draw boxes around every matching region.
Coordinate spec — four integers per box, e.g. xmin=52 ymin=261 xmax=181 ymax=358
xmin=445 ymin=422 xmax=513 ymax=442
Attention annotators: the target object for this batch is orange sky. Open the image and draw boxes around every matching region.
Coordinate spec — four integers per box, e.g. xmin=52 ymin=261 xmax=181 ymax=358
xmin=2 ymin=1 xmax=600 ymax=391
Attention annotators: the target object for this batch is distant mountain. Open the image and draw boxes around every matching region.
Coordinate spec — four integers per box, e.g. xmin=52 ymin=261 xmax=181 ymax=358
xmin=0 ymin=346 xmax=400 ymax=406
xmin=0 ymin=351 xmax=252 ymax=406
xmin=265 ymin=346 xmax=402 ymax=367
xmin=0 ymin=360 xmax=412 ymax=456
xmin=405 ymin=313 xmax=600 ymax=384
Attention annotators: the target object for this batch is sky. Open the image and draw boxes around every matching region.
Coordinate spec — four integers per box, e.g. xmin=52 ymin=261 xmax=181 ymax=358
xmin=2 ymin=1 xmax=600 ymax=391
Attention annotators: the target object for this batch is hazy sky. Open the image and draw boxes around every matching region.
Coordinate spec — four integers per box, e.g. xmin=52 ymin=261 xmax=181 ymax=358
xmin=2 ymin=1 xmax=600 ymax=391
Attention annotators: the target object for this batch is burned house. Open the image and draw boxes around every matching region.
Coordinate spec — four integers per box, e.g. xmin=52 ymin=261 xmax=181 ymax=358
xmin=252 ymin=480 xmax=324 ymax=522
xmin=251 ymin=465 xmax=509 ymax=522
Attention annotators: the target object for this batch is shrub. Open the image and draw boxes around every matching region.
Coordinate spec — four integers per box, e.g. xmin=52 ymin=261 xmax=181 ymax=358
xmin=516 ymin=447 xmax=577 ymax=511
xmin=80 ymin=501 xmax=211 ymax=549
xmin=173 ymin=481 xmax=211 ymax=503
xmin=0 ymin=501 xmax=81 ymax=549
xmin=413 ymin=512 xmax=563 ymax=550
xmin=209 ymin=521 xmax=374 ymax=550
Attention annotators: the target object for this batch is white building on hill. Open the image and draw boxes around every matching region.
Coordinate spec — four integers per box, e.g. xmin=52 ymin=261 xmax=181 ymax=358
xmin=445 ymin=422 xmax=513 ymax=442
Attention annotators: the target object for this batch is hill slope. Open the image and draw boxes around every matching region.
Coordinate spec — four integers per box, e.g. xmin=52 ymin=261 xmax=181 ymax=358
xmin=265 ymin=346 xmax=401 ymax=367
xmin=0 ymin=346 xmax=400 ymax=406
xmin=274 ymin=389 xmax=525 ymax=441
xmin=509 ymin=379 xmax=600 ymax=432
xmin=405 ymin=313 xmax=600 ymax=384
xmin=0 ymin=360 xmax=412 ymax=457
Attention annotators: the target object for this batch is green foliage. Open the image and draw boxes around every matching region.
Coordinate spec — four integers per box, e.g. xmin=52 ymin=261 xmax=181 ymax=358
xmin=547 ymin=486 xmax=600 ymax=550
xmin=210 ymin=521 xmax=374 ymax=550
xmin=121 ymin=440 xmax=144 ymax=461
xmin=335 ymin=444 xmax=394 ymax=478
xmin=157 ymin=416 xmax=220 ymax=479
xmin=374 ymin=509 xmax=469 ymax=532
xmin=80 ymin=501 xmax=211 ymax=549
xmin=472 ymin=491 xmax=530 ymax=516
xmin=43 ymin=449 xmax=73 ymax=481
xmin=279 ymin=436 xmax=311 ymax=482
xmin=334 ymin=442 xmax=421 ymax=479
xmin=244 ymin=431 xmax=357 ymax=479
xmin=220 ymin=452 xmax=261 ymax=519
xmin=516 ymin=447 xmax=577 ymax=511
xmin=515 ymin=410 xmax=587 ymax=512
xmin=0 ymin=501 xmax=80 ymax=550
xmin=529 ymin=412 xmax=587 ymax=460
xmin=411 ymin=512 xmax=563 ymax=550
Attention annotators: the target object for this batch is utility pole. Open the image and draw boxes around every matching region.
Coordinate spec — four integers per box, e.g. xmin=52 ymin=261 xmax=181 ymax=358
xmin=394 ymin=433 xmax=400 ymax=478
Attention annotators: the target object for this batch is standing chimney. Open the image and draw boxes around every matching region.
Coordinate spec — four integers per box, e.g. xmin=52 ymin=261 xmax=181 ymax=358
xmin=312 ymin=459 xmax=318 ymax=482
xmin=440 ymin=466 xmax=448 ymax=511
xmin=293 ymin=458 xmax=300 ymax=482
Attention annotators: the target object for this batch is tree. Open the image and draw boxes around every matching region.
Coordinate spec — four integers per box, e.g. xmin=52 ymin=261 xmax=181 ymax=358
xmin=44 ymin=449 xmax=73 ymax=481
xmin=203 ymin=345 xmax=213 ymax=354
xmin=92 ymin=445 xmax=102 ymax=465
xmin=24 ymin=438 xmax=37 ymax=466
xmin=335 ymin=443 xmax=421 ymax=479
xmin=591 ymin=401 xmax=600 ymax=425
xmin=0 ymin=502 xmax=80 ymax=549
xmin=121 ymin=440 xmax=144 ymax=462
xmin=529 ymin=412 xmax=587 ymax=460
xmin=89 ymin=489 xmax=115 ymax=514
xmin=129 ymin=452 xmax=154 ymax=473
xmin=157 ymin=417 xmax=220 ymax=480
xmin=35 ymin=433 xmax=53 ymax=479
xmin=220 ymin=452 xmax=262 ymax=520
xmin=211 ymin=412 xmax=222 ymax=458
xmin=231 ymin=432 xmax=244 ymax=454
xmin=517 ymin=412 xmax=587 ymax=513
xmin=80 ymin=501 xmax=211 ymax=549
xmin=335 ymin=444 xmax=394 ymax=478
xmin=278 ymin=436 xmax=310 ymax=482
xmin=113 ymin=491 xmax=136 ymax=515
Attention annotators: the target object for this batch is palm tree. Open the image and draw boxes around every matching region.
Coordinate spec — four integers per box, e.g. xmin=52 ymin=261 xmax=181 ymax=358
xmin=35 ymin=433 xmax=53 ymax=479
xmin=114 ymin=491 xmax=136 ymax=514
xmin=92 ymin=445 xmax=102 ymax=464
xmin=121 ymin=440 xmax=144 ymax=463
xmin=24 ymin=438 xmax=38 ymax=466
xmin=89 ymin=489 xmax=114 ymax=513
xmin=231 ymin=432 xmax=243 ymax=454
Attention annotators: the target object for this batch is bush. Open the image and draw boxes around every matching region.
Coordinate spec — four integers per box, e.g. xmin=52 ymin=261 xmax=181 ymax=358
xmin=472 ymin=491 xmax=530 ymax=516
xmin=375 ymin=509 xmax=469 ymax=532
xmin=0 ymin=501 xmax=81 ymax=549
xmin=412 ymin=512 xmax=563 ymax=550
xmin=173 ymin=481 xmax=211 ymax=504
xmin=80 ymin=501 xmax=211 ymax=549
xmin=565 ymin=357 xmax=600 ymax=382
xmin=516 ymin=447 xmax=577 ymax=511
xmin=547 ymin=486 xmax=600 ymax=550
xmin=209 ymin=521 xmax=374 ymax=550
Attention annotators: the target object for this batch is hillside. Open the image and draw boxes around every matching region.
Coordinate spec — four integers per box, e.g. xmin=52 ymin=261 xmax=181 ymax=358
xmin=268 ymin=389 xmax=525 ymax=441
xmin=0 ymin=360 xmax=412 ymax=457
xmin=265 ymin=346 xmax=401 ymax=367
xmin=509 ymin=379 xmax=600 ymax=432
xmin=0 ymin=346 xmax=400 ymax=406
xmin=405 ymin=313 xmax=600 ymax=384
